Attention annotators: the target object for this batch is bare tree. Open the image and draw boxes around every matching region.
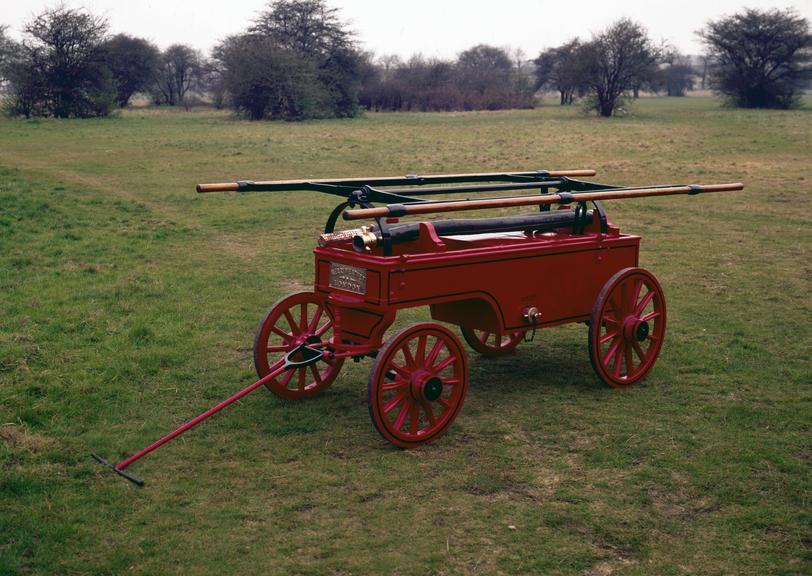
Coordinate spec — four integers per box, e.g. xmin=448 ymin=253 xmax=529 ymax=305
xmin=101 ymin=34 xmax=160 ymax=107
xmin=699 ymin=54 xmax=712 ymax=90
xmin=699 ymin=8 xmax=811 ymax=108
xmin=0 ymin=25 xmax=16 ymax=87
xmin=213 ymin=34 xmax=318 ymax=119
xmin=510 ymin=47 xmax=534 ymax=103
xmin=152 ymin=44 xmax=201 ymax=106
xmin=456 ymin=44 xmax=512 ymax=96
xmin=659 ymin=50 xmax=695 ymax=96
xmin=378 ymin=54 xmax=402 ymax=76
xmin=578 ymin=19 xmax=660 ymax=116
xmin=534 ymin=39 xmax=583 ymax=104
xmin=252 ymin=0 xmax=351 ymax=56
xmin=214 ymin=0 xmax=362 ymax=120
xmin=6 ymin=6 xmax=115 ymax=117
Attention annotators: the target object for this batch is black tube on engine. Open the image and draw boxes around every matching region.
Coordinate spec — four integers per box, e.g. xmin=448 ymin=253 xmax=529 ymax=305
xmin=353 ymin=209 xmax=591 ymax=252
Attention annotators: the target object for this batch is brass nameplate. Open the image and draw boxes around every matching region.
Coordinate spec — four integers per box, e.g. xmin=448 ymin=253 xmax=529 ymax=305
xmin=329 ymin=262 xmax=367 ymax=294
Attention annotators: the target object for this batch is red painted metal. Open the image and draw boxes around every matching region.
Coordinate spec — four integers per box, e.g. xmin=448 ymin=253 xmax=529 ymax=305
xmin=116 ymin=359 xmax=289 ymax=470
xmin=253 ymin=291 xmax=344 ymax=399
xmin=368 ymin=323 xmax=469 ymax=447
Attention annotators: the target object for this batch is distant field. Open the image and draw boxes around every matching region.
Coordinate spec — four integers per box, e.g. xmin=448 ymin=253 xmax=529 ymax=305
xmin=1 ymin=97 xmax=810 ymax=575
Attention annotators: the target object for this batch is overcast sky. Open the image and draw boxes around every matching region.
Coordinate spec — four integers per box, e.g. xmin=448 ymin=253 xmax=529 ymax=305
xmin=3 ymin=0 xmax=810 ymax=58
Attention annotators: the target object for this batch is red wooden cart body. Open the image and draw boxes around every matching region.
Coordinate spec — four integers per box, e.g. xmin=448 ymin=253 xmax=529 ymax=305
xmin=315 ymin=219 xmax=639 ymax=353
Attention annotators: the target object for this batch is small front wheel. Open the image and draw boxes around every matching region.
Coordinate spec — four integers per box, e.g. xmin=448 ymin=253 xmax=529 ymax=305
xmin=588 ymin=268 xmax=666 ymax=388
xmin=368 ymin=323 xmax=469 ymax=448
xmin=461 ymin=326 xmax=523 ymax=357
xmin=253 ymin=292 xmax=344 ymax=399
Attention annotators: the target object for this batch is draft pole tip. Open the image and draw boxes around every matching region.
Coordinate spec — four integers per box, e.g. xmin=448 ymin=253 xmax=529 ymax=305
xmin=91 ymin=453 xmax=145 ymax=487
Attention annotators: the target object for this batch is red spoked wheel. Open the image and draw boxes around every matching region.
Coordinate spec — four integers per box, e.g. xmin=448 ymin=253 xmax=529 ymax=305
xmin=589 ymin=267 xmax=666 ymax=388
xmin=460 ymin=326 xmax=524 ymax=357
xmin=368 ymin=323 xmax=469 ymax=448
xmin=253 ymin=292 xmax=344 ymax=399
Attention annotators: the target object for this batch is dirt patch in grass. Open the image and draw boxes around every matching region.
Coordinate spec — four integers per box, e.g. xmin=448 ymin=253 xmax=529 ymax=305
xmin=0 ymin=424 xmax=53 ymax=454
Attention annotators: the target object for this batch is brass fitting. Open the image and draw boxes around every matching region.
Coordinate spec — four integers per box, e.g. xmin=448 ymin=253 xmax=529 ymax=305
xmin=352 ymin=227 xmax=378 ymax=252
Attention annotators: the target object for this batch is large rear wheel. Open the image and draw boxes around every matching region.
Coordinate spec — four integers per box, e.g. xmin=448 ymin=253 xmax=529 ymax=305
xmin=588 ymin=268 xmax=666 ymax=388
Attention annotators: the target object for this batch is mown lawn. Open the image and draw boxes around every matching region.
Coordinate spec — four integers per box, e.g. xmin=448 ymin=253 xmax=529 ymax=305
xmin=1 ymin=97 xmax=810 ymax=575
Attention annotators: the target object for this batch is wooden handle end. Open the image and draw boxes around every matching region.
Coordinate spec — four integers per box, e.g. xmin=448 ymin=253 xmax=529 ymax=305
xmin=196 ymin=182 xmax=240 ymax=193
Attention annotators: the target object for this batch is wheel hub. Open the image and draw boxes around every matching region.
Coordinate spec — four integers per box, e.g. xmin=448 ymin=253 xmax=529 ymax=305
xmin=411 ymin=371 xmax=443 ymax=402
xmin=623 ymin=316 xmax=649 ymax=342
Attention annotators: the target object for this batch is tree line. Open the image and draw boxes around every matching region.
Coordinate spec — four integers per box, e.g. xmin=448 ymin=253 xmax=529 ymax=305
xmin=0 ymin=2 xmax=809 ymax=120
xmin=357 ymin=46 xmax=536 ymax=112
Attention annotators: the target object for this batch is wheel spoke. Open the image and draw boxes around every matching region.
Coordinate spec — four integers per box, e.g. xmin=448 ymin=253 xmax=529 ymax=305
xmin=266 ymin=344 xmax=290 ymax=353
xmin=271 ymin=325 xmax=293 ymax=340
xmin=602 ymin=313 xmax=619 ymax=326
xmin=633 ymin=341 xmax=647 ymax=363
xmin=314 ymin=320 xmax=332 ymax=337
xmin=416 ymin=335 xmax=427 ymax=365
xmin=621 ymin=280 xmax=634 ymax=313
xmin=434 ymin=355 xmax=455 ymax=372
xmin=635 ymin=289 xmax=654 ymax=315
xmin=297 ymin=369 xmax=306 ymax=391
xmin=437 ymin=397 xmax=451 ymax=410
xmin=409 ymin=403 xmax=419 ymax=434
xmin=394 ymin=400 xmax=410 ymax=430
xmin=479 ymin=331 xmax=491 ymax=344
xmin=612 ymin=344 xmax=624 ymax=377
xmin=426 ymin=338 xmax=444 ymax=368
xmin=390 ymin=362 xmax=411 ymax=378
xmin=307 ymin=305 xmax=324 ymax=333
xmin=283 ymin=310 xmax=299 ymax=335
xmin=381 ymin=380 xmax=406 ymax=392
xmin=310 ymin=365 xmax=323 ymax=384
xmin=624 ymin=344 xmax=634 ymax=378
xmin=640 ymin=311 xmax=660 ymax=323
xmin=442 ymin=378 xmax=460 ymax=387
xmin=603 ymin=337 xmax=622 ymax=368
xmin=280 ymin=369 xmax=295 ymax=387
xmin=384 ymin=393 xmax=405 ymax=414
xmin=299 ymin=304 xmax=308 ymax=332
xmin=631 ymin=278 xmax=643 ymax=309
xmin=421 ymin=400 xmax=437 ymax=426
xmin=402 ymin=343 xmax=416 ymax=369
xmin=599 ymin=330 xmax=619 ymax=345
xmin=610 ymin=289 xmax=624 ymax=316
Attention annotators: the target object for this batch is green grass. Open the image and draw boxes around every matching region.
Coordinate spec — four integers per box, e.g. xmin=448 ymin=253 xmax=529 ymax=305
xmin=1 ymin=96 xmax=810 ymax=575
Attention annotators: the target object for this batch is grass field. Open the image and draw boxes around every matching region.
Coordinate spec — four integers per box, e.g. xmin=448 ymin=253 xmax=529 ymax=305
xmin=1 ymin=97 xmax=810 ymax=575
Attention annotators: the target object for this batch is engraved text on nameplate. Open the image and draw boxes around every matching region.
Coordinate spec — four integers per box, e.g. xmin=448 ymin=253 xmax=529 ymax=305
xmin=329 ymin=262 xmax=367 ymax=294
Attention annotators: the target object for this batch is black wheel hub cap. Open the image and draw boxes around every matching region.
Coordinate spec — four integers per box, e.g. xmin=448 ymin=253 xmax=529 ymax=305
xmin=635 ymin=321 xmax=650 ymax=342
xmin=423 ymin=376 xmax=443 ymax=401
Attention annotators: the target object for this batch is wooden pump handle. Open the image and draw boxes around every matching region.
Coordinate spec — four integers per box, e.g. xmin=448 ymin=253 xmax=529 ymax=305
xmin=342 ymin=183 xmax=744 ymax=220
xmin=196 ymin=182 xmax=240 ymax=193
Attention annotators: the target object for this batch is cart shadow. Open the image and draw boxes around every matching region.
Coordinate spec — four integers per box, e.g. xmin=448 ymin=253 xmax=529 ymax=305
xmin=261 ymin=342 xmax=596 ymax=417
xmin=466 ymin=340 xmax=602 ymax=394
